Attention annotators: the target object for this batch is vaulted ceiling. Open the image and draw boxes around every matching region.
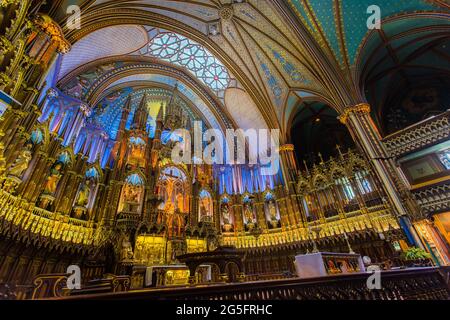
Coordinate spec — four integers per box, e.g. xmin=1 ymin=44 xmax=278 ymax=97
xmin=47 ymin=0 xmax=450 ymax=142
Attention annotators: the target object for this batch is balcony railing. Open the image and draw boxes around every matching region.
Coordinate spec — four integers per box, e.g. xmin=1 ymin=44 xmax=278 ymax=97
xmin=383 ymin=110 xmax=450 ymax=158
xmin=0 ymin=189 xmax=97 ymax=247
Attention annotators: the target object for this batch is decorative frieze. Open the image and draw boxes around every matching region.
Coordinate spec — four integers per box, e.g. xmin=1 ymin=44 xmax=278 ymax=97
xmin=413 ymin=184 xmax=450 ymax=215
xmin=383 ymin=112 xmax=450 ymax=158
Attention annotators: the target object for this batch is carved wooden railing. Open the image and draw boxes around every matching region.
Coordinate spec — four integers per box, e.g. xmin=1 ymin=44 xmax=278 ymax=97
xmin=28 ymin=273 xmax=131 ymax=300
xmin=0 ymin=283 xmax=33 ymax=300
xmin=245 ymin=273 xmax=294 ymax=282
xmin=413 ymin=183 xmax=450 ymax=215
xmin=116 ymin=211 xmax=142 ymax=229
xmin=31 ymin=274 xmax=70 ymax=300
xmin=383 ymin=110 xmax=450 ymax=158
xmin=55 ymin=267 xmax=450 ymax=301
xmin=69 ymin=274 xmax=131 ymax=296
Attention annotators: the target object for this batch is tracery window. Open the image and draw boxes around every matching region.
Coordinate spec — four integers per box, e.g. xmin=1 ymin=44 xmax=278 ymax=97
xmin=336 ymin=177 xmax=355 ymax=201
xmin=355 ymin=171 xmax=373 ymax=195
xmin=126 ymin=173 xmax=144 ymax=186
xmin=30 ymin=129 xmax=44 ymax=145
xmin=141 ymin=31 xmax=230 ymax=93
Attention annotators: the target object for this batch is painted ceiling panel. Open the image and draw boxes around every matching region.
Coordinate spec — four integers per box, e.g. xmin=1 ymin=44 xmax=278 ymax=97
xmin=289 ymin=0 xmax=442 ymax=65
xmin=92 ymin=0 xmax=217 ymax=34
xmin=71 ymin=0 xmax=325 ymax=128
xmin=342 ymin=0 xmax=438 ymax=63
xmin=224 ymin=88 xmax=268 ymax=132
xmin=382 ymin=15 xmax=450 ymax=38
xmin=307 ymin=0 xmax=343 ymax=65
xmin=58 ymin=25 xmax=148 ymax=80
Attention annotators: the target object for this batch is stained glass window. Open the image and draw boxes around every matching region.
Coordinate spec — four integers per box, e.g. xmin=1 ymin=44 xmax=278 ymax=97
xmin=140 ymin=31 xmax=230 ymax=93
xmin=30 ymin=129 xmax=44 ymax=145
xmin=57 ymin=151 xmax=71 ymax=164
xmin=356 ymin=171 xmax=373 ymax=194
xmin=85 ymin=167 xmax=99 ymax=179
xmin=126 ymin=174 xmax=144 ymax=186
xmin=336 ymin=177 xmax=355 ymax=201
xmin=129 ymin=136 xmax=146 ymax=146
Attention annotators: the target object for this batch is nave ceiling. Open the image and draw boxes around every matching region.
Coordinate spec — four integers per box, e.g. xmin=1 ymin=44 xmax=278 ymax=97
xmin=45 ymin=0 xmax=450 ymax=142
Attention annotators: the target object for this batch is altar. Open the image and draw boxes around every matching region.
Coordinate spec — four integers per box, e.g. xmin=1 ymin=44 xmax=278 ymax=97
xmin=294 ymin=252 xmax=365 ymax=279
xmin=130 ymin=264 xmax=213 ymax=289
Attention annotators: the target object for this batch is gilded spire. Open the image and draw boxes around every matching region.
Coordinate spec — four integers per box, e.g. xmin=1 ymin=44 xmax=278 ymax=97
xmin=132 ymin=93 xmax=148 ymax=131
xmin=118 ymin=95 xmax=132 ymax=137
xmin=123 ymin=94 xmax=132 ymax=113
xmin=157 ymin=102 xmax=164 ymax=123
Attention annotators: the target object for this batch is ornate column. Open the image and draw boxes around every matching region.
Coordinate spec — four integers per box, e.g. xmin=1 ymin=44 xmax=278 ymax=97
xmin=233 ymin=195 xmax=244 ymax=233
xmin=279 ymin=145 xmax=303 ymax=227
xmin=339 ymin=103 xmax=424 ymax=248
xmin=255 ymin=195 xmax=267 ymax=232
xmin=278 ymin=197 xmax=290 ymax=229
xmin=1 ymin=13 xmax=70 ymax=102
xmin=279 ymin=144 xmax=297 ymax=192
xmin=55 ymin=155 xmax=85 ymax=216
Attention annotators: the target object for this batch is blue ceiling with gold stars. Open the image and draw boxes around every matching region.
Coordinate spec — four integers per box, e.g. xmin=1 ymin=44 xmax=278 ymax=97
xmin=288 ymin=0 xmax=444 ymax=65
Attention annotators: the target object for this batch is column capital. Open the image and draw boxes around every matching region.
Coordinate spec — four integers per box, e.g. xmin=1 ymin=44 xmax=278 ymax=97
xmin=33 ymin=14 xmax=71 ymax=54
xmin=339 ymin=103 xmax=371 ymax=125
xmin=47 ymin=88 xmax=59 ymax=98
xmin=80 ymin=103 xmax=92 ymax=117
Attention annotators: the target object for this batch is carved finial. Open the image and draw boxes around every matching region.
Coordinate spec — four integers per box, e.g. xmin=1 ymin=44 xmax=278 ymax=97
xmin=157 ymin=103 xmax=164 ymax=122
xmin=336 ymin=144 xmax=344 ymax=160
xmin=69 ymin=134 xmax=77 ymax=148
xmin=303 ymin=160 xmax=310 ymax=176
xmin=123 ymin=95 xmax=132 ymax=112
xmin=318 ymin=153 xmax=324 ymax=164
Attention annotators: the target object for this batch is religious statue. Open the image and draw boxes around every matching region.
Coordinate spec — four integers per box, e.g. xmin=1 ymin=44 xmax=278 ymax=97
xmin=8 ymin=143 xmax=33 ymax=177
xmin=165 ymin=178 xmax=175 ymax=201
xmin=164 ymin=198 xmax=175 ymax=214
xmin=43 ymin=163 xmax=63 ymax=195
xmin=244 ymin=203 xmax=254 ymax=224
xmin=134 ymin=241 xmax=143 ymax=263
xmin=176 ymin=193 xmax=184 ymax=212
xmin=200 ymin=198 xmax=208 ymax=218
xmin=120 ymin=240 xmax=134 ymax=261
xmin=222 ymin=202 xmax=231 ymax=225
xmin=124 ymin=185 xmax=140 ymax=203
xmin=75 ymin=181 xmax=91 ymax=207
xmin=170 ymin=240 xmax=186 ymax=263
xmin=268 ymin=200 xmax=278 ymax=221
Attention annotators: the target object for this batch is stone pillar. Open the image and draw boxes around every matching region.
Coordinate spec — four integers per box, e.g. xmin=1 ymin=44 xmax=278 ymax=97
xmin=339 ymin=103 xmax=424 ymax=248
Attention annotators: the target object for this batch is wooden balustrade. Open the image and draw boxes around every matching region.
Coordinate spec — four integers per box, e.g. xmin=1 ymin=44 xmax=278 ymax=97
xmin=53 ymin=267 xmax=450 ymax=301
xmin=31 ymin=274 xmax=70 ymax=300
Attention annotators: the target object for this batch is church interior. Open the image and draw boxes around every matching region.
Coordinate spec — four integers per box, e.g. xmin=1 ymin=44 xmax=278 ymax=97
xmin=0 ymin=0 xmax=450 ymax=301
